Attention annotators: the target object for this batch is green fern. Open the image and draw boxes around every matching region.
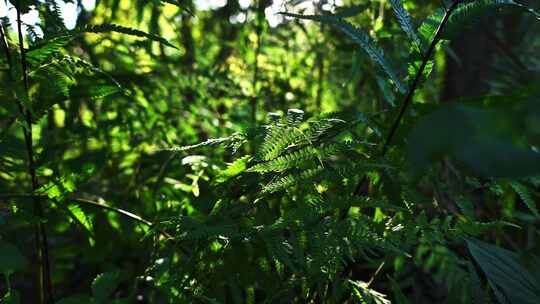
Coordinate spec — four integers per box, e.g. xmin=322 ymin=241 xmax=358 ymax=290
xmin=77 ymin=24 xmax=178 ymax=49
xmin=281 ymin=13 xmax=407 ymax=93
xmin=388 ymin=0 xmax=422 ymax=50
xmin=27 ymin=35 xmax=73 ymax=65
xmin=510 ymin=181 xmax=540 ymax=218
xmin=262 ymin=166 xmax=324 ymax=193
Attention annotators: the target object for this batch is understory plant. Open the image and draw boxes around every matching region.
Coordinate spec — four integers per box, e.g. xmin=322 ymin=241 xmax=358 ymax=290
xmin=1 ymin=0 xmax=540 ymax=303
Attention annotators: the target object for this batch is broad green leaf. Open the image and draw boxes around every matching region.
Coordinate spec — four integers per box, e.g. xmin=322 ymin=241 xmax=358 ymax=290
xmin=467 ymin=238 xmax=540 ymax=304
xmin=408 ymin=103 xmax=540 ymax=178
xmin=0 ymin=241 xmax=28 ymax=275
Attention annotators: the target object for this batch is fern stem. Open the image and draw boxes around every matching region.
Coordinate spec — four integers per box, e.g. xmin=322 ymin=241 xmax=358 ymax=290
xmin=0 ymin=25 xmax=12 ymax=64
xmin=0 ymin=193 xmax=173 ymax=240
xmin=251 ymin=0 xmax=264 ymax=125
xmin=14 ymin=6 xmax=54 ymax=303
xmin=353 ymin=2 xmax=460 ymax=197
xmin=382 ymin=0 xmax=459 ymax=155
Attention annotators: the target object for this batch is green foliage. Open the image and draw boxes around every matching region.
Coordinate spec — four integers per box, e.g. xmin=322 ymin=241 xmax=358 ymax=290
xmin=467 ymin=238 xmax=540 ymax=304
xmin=282 ymin=12 xmax=407 ymax=93
xmin=0 ymin=241 xmax=28 ymax=275
xmin=1 ymin=0 xmax=540 ymax=303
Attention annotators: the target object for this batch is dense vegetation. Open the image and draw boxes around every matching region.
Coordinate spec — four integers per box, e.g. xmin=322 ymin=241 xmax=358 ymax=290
xmin=1 ymin=0 xmax=540 ymax=303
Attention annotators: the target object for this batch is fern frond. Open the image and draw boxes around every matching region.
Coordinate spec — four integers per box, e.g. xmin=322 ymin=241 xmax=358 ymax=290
xmin=388 ymin=0 xmax=422 ymax=50
xmin=281 ymin=12 xmax=406 ymax=93
xmin=215 ymin=155 xmax=252 ymax=184
xmin=27 ymin=35 xmax=73 ymax=65
xmin=349 ymin=280 xmax=391 ymax=304
xmin=510 ymin=181 xmax=540 ymax=218
xmin=258 ymin=125 xmax=303 ymax=161
xmin=262 ymin=166 xmax=324 ymax=193
xmin=78 ymin=24 xmax=178 ymax=49
xmin=162 ymin=136 xmax=236 ymax=153
xmin=419 ymin=0 xmax=540 ymax=45
xmin=249 ymin=144 xmax=340 ymax=173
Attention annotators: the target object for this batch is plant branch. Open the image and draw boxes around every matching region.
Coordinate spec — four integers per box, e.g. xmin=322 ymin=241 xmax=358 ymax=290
xmin=0 ymin=193 xmax=173 ymax=240
xmin=351 ymin=1 xmax=460 ymax=198
xmin=382 ymin=1 xmax=459 ymax=155
xmin=0 ymin=24 xmax=12 ymax=64
xmin=250 ymin=0 xmax=264 ymax=125
xmin=14 ymin=5 xmax=54 ymax=303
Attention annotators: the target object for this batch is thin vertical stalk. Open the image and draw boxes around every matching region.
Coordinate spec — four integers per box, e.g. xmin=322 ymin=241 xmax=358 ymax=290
xmin=381 ymin=0 xmax=459 ymax=155
xmin=14 ymin=5 xmax=54 ymax=303
xmin=315 ymin=30 xmax=325 ymax=111
xmin=351 ymin=1 xmax=460 ymax=197
xmin=251 ymin=0 xmax=264 ymax=125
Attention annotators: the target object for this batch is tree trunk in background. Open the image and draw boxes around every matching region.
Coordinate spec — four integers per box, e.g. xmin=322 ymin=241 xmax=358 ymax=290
xmin=442 ymin=11 xmax=531 ymax=101
xmin=180 ymin=0 xmax=195 ymax=103
xmin=441 ymin=21 xmax=495 ymax=101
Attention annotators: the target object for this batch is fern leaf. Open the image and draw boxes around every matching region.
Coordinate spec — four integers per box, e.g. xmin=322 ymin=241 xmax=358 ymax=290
xmin=419 ymin=0 xmax=540 ymax=45
xmin=163 ymin=137 xmax=234 ymax=152
xmin=510 ymin=182 xmax=540 ymax=218
xmin=281 ymin=12 xmax=406 ymax=93
xmin=27 ymin=35 xmax=73 ymax=65
xmin=249 ymin=144 xmax=339 ymax=173
xmin=388 ymin=0 xmax=422 ymax=50
xmin=77 ymin=24 xmax=178 ymax=49
xmin=262 ymin=166 xmax=324 ymax=193
xmin=349 ymin=280 xmax=391 ymax=304
xmin=258 ymin=125 xmax=303 ymax=161
xmin=215 ymin=156 xmax=252 ymax=184
xmin=88 ymin=85 xmax=122 ymax=99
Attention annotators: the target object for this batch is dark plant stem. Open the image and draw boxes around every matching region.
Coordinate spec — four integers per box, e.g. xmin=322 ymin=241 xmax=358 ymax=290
xmin=0 ymin=193 xmax=173 ymax=240
xmin=382 ymin=0 xmax=459 ymax=155
xmin=14 ymin=6 xmax=53 ymax=303
xmin=352 ymin=0 xmax=460 ymax=197
xmin=251 ymin=0 xmax=264 ymax=125
xmin=0 ymin=25 xmax=12 ymax=64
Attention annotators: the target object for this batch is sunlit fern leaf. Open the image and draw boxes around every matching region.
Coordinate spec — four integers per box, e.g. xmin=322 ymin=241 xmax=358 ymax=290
xmin=510 ymin=181 xmax=540 ymax=218
xmin=27 ymin=35 xmax=73 ymax=65
xmin=262 ymin=166 xmax=324 ymax=193
xmin=258 ymin=113 xmax=344 ymax=162
xmin=88 ymin=85 xmax=122 ymax=100
xmin=77 ymin=24 xmax=178 ymax=49
xmin=249 ymin=144 xmax=341 ymax=173
xmin=349 ymin=280 xmax=391 ymax=304
xmin=65 ymin=203 xmax=95 ymax=246
xmin=418 ymin=8 xmax=444 ymax=47
xmin=388 ymin=0 xmax=422 ymax=50
xmin=282 ymin=12 xmax=406 ymax=93
xmin=215 ymin=156 xmax=252 ymax=184
xmin=258 ymin=124 xmax=303 ymax=161
xmin=164 ymin=137 xmax=235 ymax=152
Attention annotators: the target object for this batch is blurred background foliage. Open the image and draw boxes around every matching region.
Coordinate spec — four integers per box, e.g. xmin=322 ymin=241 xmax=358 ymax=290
xmin=1 ymin=0 xmax=540 ymax=303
